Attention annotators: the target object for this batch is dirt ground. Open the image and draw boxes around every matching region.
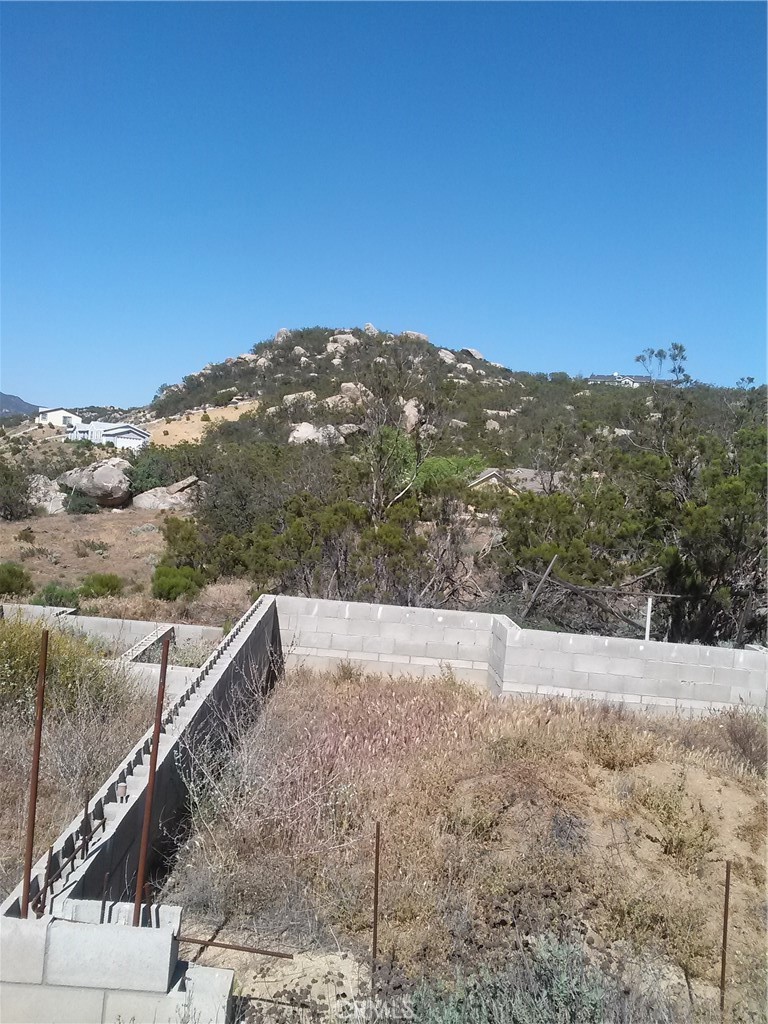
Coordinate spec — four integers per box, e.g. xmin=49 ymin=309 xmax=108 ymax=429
xmin=0 ymin=507 xmax=167 ymax=592
xmin=145 ymin=398 xmax=260 ymax=446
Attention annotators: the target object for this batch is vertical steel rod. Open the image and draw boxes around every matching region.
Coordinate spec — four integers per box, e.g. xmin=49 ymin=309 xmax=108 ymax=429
xmin=720 ymin=860 xmax=731 ymax=1018
xmin=644 ymin=597 xmax=653 ymax=641
xmin=132 ymin=634 xmax=170 ymax=926
xmin=21 ymin=630 xmax=49 ymax=918
xmin=371 ymin=821 xmax=381 ymax=992
xmin=100 ymin=872 xmax=111 ymax=925
xmin=34 ymin=846 xmax=53 ymax=918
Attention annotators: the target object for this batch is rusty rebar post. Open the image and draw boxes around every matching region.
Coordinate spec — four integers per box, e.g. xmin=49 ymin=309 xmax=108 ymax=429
xmin=21 ymin=630 xmax=49 ymax=918
xmin=371 ymin=821 xmax=381 ymax=992
xmin=132 ymin=634 xmax=170 ymax=926
xmin=178 ymin=936 xmax=293 ymax=959
xmin=81 ymin=792 xmax=91 ymax=860
xmin=100 ymin=872 xmax=111 ymax=924
xmin=720 ymin=859 xmax=731 ymax=1018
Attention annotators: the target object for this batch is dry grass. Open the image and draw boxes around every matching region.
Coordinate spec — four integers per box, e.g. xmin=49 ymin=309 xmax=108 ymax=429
xmin=145 ymin=399 xmax=260 ymax=446
xmin=0 ymin=506 xmax=166 ymax=592
xmin=166 ymin=665 xmax=767 ymax=1019
xmin=0 ymin=622 xmax=153 ymax=898
xmin=84 ymin=577 xmax=253 ymax=627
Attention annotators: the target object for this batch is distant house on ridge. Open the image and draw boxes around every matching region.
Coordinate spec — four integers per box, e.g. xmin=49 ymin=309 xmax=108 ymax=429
xmin=66 ymin=421 xmax=150 ymax=451
xmin=468 ymin=467 xmax=564 ymax=495
xmin=35 ymin=407 xmax=83 ymax=428
xmin=586 ymin=373 xmax=659 ymax=389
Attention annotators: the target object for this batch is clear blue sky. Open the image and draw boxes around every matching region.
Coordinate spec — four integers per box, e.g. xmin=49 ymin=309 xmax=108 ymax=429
xmin=1 ymin=2 xmax=765 ymax=408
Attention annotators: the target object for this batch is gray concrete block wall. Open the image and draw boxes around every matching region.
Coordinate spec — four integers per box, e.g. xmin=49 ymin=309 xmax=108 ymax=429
xmin=275 ymin=595 xmax=497 ymax=687
xmin=501 ymin=627 xmax=767 ymax=711
xmin=0 ymin=916 xmax=232 ymax=1024
xmin=273 ymin=595 xmax=767 ymax=713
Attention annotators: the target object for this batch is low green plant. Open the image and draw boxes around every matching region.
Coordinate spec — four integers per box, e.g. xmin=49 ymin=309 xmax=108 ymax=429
xmin=0 ymin=562 xmax=33 ymax=596
xmin=200 ymin=412 xmax=211 ymax=422
xmin=14 ymin=527 xmax=35 ymax=544
xmin=79 ymin=573 xmax=124 ymax=598
xmin=74 ymin=539 xmax=110 ymax=557
xmin=408 ymin=935 xmax=685 ymax=1023
xmin=64 ymin=489 xmax=100 ymax=515
xmin=31 ymin=582 xmax=81 ymax=609
xmin=152 ymin=565 xmax=204 ymax=601
xmin=0 ymin=618 xmax=120 ymax=713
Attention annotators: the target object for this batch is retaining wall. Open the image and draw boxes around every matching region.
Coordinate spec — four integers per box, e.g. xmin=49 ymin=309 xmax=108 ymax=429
xmin=273 ymin=595 xmax=767 ymax=712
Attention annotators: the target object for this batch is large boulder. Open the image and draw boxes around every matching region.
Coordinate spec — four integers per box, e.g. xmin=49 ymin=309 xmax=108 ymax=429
xmin=291 ymin=422 xmax=339 ymax=445
xmin=401 ymin=398 xmax=421 ymax=434
xmin=283 ymin=390 xmax=316 ymax=409
xmin=363 ymin=323 xmax=379 ymax=336
xmin=133 ymin=487 xmax=193 ymax=512
xmin=437 ymin=349 xmax=456 ymax=365
xmin=339 ymin=382 xmax=373 ymax=405
xmin=402 ymin=331 xmax=429 ymax=342
xmin=29 ymin=475 xmax=65 ymax=515
xmin=288 ymin=422 xmax=344 ymax=446
xmin=58 ymin=458 xmax=132 ymax=508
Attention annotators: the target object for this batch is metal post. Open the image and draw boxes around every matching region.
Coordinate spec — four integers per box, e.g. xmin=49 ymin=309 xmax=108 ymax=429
xmin=132 ymin=634 xmax=170 ymax=926
xmin=100 ymin=872 xmax=111 ymax=924
xmin=21 ymin=630 xmax=49 ymax=918
xmin=371 ymin=821 xmax=381 ymax=992
xmin=644 ymin=597 xmax=653 ymax=641
xmin=33 ymin=846 xmax=53 ymax=918
xmin=720 ymin=860 xmax=731 ymax=1018
xmin=520 ymin=555 xmax=558 ymax=621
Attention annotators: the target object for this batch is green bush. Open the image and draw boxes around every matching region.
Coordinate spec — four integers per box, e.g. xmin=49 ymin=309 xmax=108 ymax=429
xmin=64 ymin=489 xmax=100 ymax=515
xmin=200 ymin=412 xmax=211 ymax=422
xmin=0 ymin=618 xmax=120 ymax=713
xmin=31 ymin=582 xmax=81 ymax=609
xmin=0 ymin=457 xmax=32 ymax=520
xmin=0 ymin=562 xmax=33 ymax=596
xmin=79 ymin=573 xmax=124 ymax=599
xmin=14 ymin=527 xmax=35 ymax=544
xmin=152 ymin=565 xmax=204 ymax=601
xmin=409 ymin=936 xmax=684 ymax=1023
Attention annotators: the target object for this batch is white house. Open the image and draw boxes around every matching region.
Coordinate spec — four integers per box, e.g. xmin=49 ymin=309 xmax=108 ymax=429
xmin=67 ymin=421 xmax=150 ymax=452
xmin=35 ymin=407 xmax=83 ymax=428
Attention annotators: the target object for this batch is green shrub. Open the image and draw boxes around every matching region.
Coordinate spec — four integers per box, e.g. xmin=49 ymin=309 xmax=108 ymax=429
xmin=0 ymin=562 xmax=33 ymax=596
xmin=200 ymin=412 xmax=211 ymax=422
xmin=64 ymin=489 xmax=100 ymax=515
xmin=31 ymin=583 xmax=81 ymax=609
xmin=79 ymin=573 xmax=124 ymax=599
xmin=14 ymin=527 xmax=35 ymax=544
xmin=0 ymin=618 xmax=120 ymax=713
xmin=152 ymin=565 xmax=204 ymax=601
xmin=409 ymin=936 xmax=684 ymax=1023
xmin=0 ymin=457 xmax=32 ymax=520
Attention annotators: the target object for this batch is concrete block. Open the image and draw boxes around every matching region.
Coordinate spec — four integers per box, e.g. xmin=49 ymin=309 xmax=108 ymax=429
xmin=0 ymin=917 xmax=49 ymax=984
xmin=584 ymin=672 xmax=636 ymax=694
xmin=361 ymin=635 xmax=396 ymax=655
xmin=103 ymin=988 xmax=187 ymax=1024
xmin=425 ymin=641 xmax=461 ymax=661
xmin=500 ymin=681 xmax=538 ymax=695
xmin=309 ymin=632 xmax=333 ymax=650
xmin=502 ymin=647 xmax=545 ymax=668
xmin=373 ymin=604 xmax=408 ymax=624
xmin=452 ymin=668 xmax=490 ymax=686
xmin=571 ymin=653 xmax=613 ymax=675
xmin=646 ymin=661 xmax=715 ymax=685
xmin=605 ymin=657 xmax=647 ymax=679
xmin=0 ymin=982 xmax=104 ymax=1023
xmin=734 ymin=650 xmax=768 ymax=672
xmin=536 ymin=685 xmax=575 ymax=699
xmin=642 ymin=695 xmax=677 ymax=707
xmin=730 ymin=686 xmax=767 ymax=706
xmin=331 ymin=633 xmax=363 ymax=652
xmin=503 ymin=666 xmax=554 ymax=687
xmin=44 ymin=920 xmax=177 ymax=993
xmin=410 ymin=656 xmax=445 ymax=668
xmin=184 ymin=963 xmax=234 ymax=1024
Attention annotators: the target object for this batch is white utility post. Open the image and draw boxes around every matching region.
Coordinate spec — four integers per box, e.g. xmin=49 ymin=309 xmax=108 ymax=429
xmin=644 ymin=597 xmax=653 ymax=641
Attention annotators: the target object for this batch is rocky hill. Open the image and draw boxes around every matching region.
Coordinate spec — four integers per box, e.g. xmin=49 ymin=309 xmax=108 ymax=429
xmin=147 ymin=324 xmax=745 ymax=468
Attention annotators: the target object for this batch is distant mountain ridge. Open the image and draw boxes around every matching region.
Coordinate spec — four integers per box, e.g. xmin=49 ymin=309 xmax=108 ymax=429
xmin=0 ymin=392 xmax=38 ymax=417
